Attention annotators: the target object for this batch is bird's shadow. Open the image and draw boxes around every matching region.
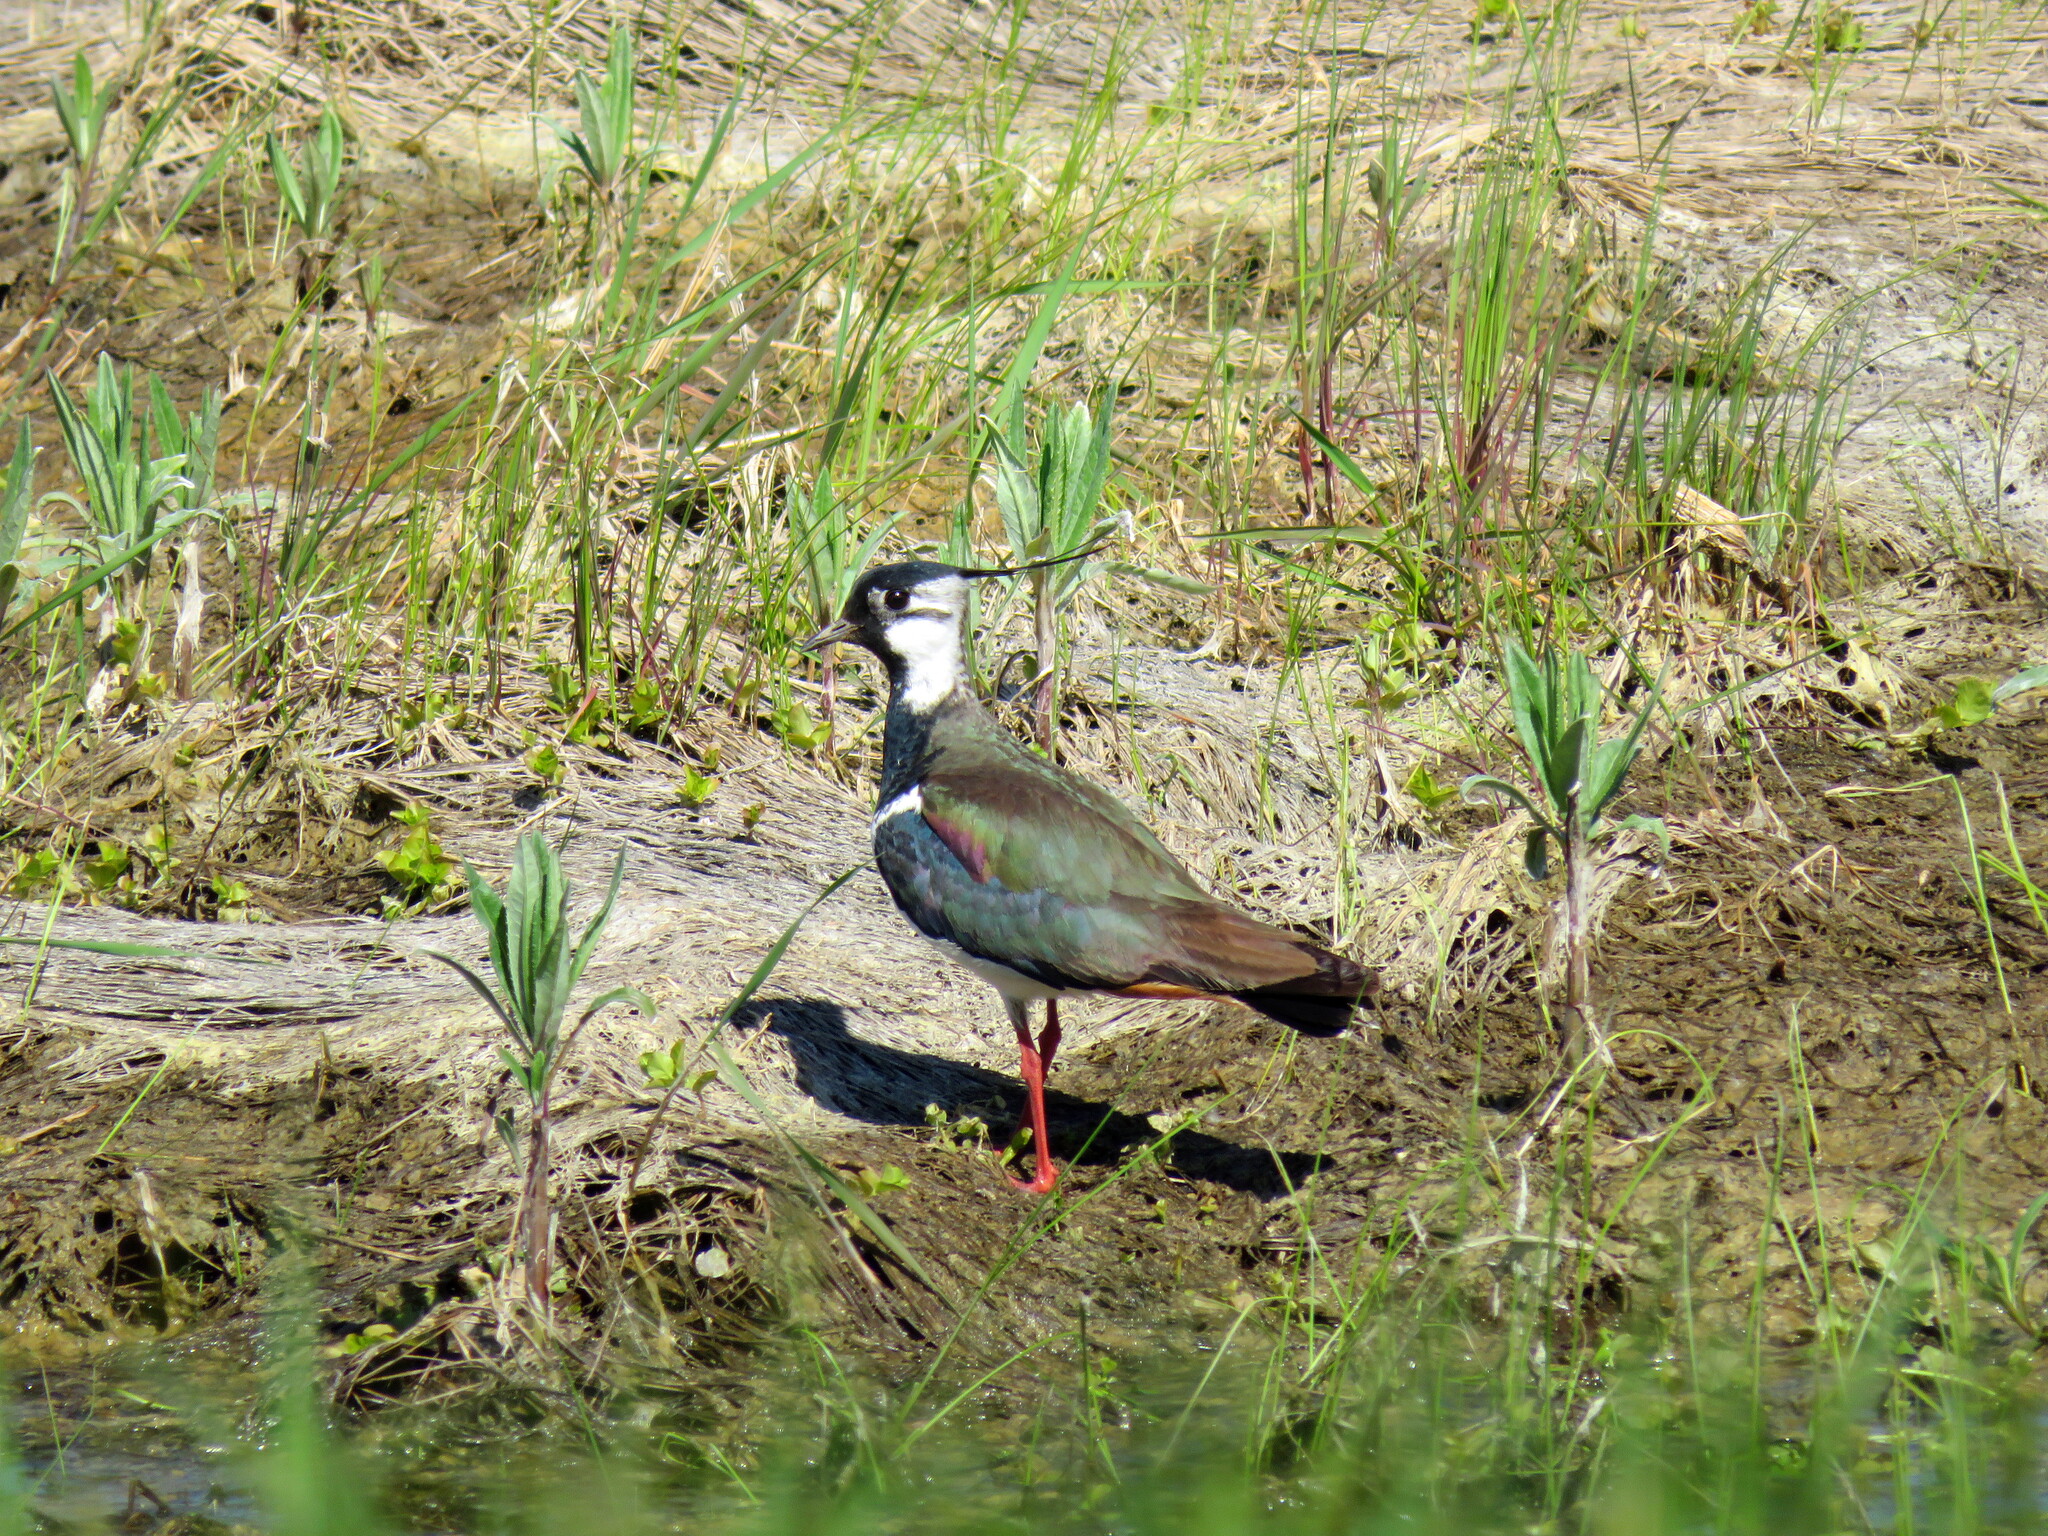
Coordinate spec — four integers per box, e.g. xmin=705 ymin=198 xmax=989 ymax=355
xmin=735 ymin=996 xmax=1321 ymax=1198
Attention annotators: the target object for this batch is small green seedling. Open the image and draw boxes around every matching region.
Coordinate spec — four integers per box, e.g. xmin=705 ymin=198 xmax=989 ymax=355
xmin=923 ymin=1102 xmax=991 ymax=1151
xmin=626 ymin=675 xmax=665 ymax=730
xmin=5 ymin=849 xmax=71 ymax=899
xmin=81 ymin=842 xmax=132 ymax=898
xmin=849 ymin=1164 xmax=911 ymax=1199
xmin=375 ymin=805 xmax=457 ymax=909
xmin=639 ymin=1040 xmax=716 ymax=1095
xmin=210 ymin=874 xmax=254 ymax=921
xmin=1404 ymin=764 xmax=1460 ymax=811
xmin=639 ymin=1042 xmax=682 ymax=1087
xmin=50 ymin=52 xmax=113 ymax=172
xmin=1930 ymin=667 xmax=2048 ymax=731
xmin=1730 ymin=0 xmax=1777 ymax=38
xmin=397 ymin=688 xmax=449 ymax=735
xmin=427 ymin=833 xmax=652 ymax=1315
xmin=675 ymin=764 xmax=719 ymax=807
xmin=741 ymin=803 xmax=764 ymax=836
xmin=527 ymin=743 xmax=566 ymax=787
xmin=1470 ymin=0 xmax=1521 ymax=37
xmin=771 ymin=695 xmax=830 ymax=752
xmin=321 ymin=1321 xmax=397 ymax=1358
xmin=720 ymin=668 xmax=764 ymax=717
xmin=1813 ymin=3 xmax=1864 ymax=51
xmin=544 ymin=660 xmax=610 ymax=743
xmin=1463 ymin=641 xmax=1667 ymax=1066
xmin=138 ymin=823 xmax=177 ymax=875
xmin=551 ymin=26 xmax=637 ymax=199
xmin=267 ymin=106 xmax=348 ymax=243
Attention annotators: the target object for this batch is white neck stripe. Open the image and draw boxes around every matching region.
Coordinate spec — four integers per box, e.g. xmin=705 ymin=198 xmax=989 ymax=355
xmin=873 ymin=785 xmax=923 ymax=829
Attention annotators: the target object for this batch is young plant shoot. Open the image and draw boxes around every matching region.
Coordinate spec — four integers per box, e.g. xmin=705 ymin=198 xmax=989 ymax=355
xmin=1462 ymin=640 xmax=1667 ymax=1067
xmin=986 ymin=399 xmax=1116 ymax=749
xmin=428 ymin=833 xmax=652 ymax=1315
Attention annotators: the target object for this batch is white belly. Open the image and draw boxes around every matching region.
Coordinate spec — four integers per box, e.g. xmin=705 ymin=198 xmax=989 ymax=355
xmin=921 ymin=934 xmax=1070 ymax=1006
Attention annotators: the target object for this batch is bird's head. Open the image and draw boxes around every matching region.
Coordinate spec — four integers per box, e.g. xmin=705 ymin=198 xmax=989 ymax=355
xmin=801 ymin=560 xmax=969 ymax=669
xmin=800 ymin=543 xmax=1107 ymax=711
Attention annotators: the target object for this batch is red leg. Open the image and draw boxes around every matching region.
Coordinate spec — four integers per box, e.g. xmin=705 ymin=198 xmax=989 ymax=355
xmin=1007 ymin=1000 xmax=1060 ymax=1195
xmin=1037 ymin=997 xmax=1062 ymax=1079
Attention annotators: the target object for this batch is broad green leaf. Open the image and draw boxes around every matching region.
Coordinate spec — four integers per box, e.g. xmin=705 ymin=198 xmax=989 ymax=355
xmin=1611 ymin=813 xmax=1671 ymax=859
xmin=641 ymin=1040 xmax=685 ymax=1088
xmin=0 ymin=422 xmax=33 ymax=572
xmin=1524 ymin=827 xmax=1550 ymax=882
xmin=987 ymin=432 xmax=1040 ymax=561
xmin=1586 ymin=668 xmax=1665 ymax=817
xmin=1933 ymin=677 xmax=1995 ymax=730
xmin=1404 ymin=763 xmax=1459 ymax=810
xmin=1543 ymin=717 xmax=1590 ymax=826
xmin=1501 ymin=642 xmax=1550 ymax=777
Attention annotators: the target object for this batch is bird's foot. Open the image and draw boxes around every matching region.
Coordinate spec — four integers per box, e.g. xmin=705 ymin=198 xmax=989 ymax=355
xmin=1006 ymin=1165 xmax=1060 ymax=1196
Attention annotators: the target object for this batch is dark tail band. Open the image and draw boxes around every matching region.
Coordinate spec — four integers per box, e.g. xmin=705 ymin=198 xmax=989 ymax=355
xmin=1232 ymin=948 xmax=1378 ymax=1037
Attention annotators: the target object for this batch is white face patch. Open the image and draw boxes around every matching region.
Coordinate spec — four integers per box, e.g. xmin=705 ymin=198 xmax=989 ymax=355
xmin=875 ymin=574 xmax=969 ymax=710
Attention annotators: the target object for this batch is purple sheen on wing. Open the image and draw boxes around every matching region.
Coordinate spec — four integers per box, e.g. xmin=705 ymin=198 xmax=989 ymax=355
xmin=924 ymin=810 xmax=991 ymax=882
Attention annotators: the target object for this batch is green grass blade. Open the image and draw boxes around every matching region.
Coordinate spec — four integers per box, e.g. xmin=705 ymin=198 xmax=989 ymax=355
xmin=709 ymin=1038 xmax=952 ymax=1306
xmin=0 ymin=508 xmax=202 ymax=643
xmin=0 ymin=936 xmax=274 ymax=963
xmin=720 ymin=866 xmax=860 ymax=1025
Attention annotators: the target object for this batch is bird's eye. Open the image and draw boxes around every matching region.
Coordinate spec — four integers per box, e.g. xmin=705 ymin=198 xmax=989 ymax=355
xmin=884 ymin=588 xmax=910 ymax=611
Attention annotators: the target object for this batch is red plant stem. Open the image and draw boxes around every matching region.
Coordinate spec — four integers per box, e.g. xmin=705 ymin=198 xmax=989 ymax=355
xmin=518 ymin=1088 xmax=554 ymax=1314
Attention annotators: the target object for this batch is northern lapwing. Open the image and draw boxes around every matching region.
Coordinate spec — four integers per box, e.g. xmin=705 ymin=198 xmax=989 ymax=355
xmin=803 ymin=559 xmax=1379 ymax=1195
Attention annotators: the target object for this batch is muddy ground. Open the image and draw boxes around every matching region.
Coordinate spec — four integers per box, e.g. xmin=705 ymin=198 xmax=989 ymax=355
xmin=0 ymin=0 xmax=2046 ymax=1409
xmin=1 ymin=621 xmax=2045 ymax=1402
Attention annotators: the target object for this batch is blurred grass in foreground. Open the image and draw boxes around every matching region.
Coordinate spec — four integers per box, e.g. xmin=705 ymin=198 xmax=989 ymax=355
xmin=10 ymin=1278 xmax=2047 ymax=1536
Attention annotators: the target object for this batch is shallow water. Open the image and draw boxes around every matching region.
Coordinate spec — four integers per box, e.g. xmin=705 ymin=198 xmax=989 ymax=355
xmin=11 ymin=1324 xmax=2046 ymax=1536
